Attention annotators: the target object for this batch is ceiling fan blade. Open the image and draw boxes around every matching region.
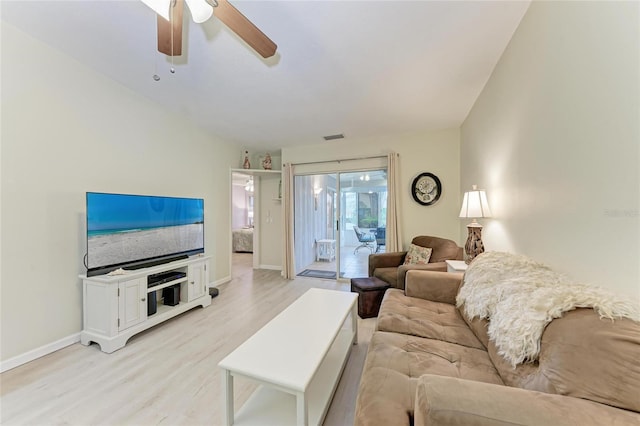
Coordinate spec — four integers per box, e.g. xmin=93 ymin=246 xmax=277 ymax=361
xmin=213 ymin=0 xmax=277 ymax=58
xmin=157 ymin=0 xmax=184 ymax=56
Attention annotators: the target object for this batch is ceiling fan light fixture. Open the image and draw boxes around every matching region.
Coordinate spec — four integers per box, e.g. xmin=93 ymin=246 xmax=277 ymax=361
xmin=185 ymin=0 xmax=213 ymax=23
xmin=140 ymin=0 xmax=171 ymax=21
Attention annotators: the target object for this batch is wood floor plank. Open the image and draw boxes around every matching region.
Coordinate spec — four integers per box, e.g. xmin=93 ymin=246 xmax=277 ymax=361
xmin=0 ymin=253 xmax=375 ymax=425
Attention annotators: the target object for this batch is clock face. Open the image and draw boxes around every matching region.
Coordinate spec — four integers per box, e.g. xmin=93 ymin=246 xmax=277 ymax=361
xmin=411 ymin=173 xmax=442 ymax=206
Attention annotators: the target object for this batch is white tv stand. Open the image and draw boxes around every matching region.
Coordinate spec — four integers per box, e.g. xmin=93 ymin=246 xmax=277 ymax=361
xmin=80 ymin=256 xmax=211 ymax=353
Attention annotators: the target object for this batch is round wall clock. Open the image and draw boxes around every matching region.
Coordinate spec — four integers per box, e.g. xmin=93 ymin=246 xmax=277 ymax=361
xmin=411 ymin=172 xmax=442 ymax=206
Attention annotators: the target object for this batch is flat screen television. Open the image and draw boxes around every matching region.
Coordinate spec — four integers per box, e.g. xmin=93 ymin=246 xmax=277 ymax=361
xmin=86 ymin=192 xmax=204 ymax=277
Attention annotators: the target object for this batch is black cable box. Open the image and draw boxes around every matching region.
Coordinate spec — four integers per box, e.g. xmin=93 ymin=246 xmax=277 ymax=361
xmin=148 ymin=271 xmax=186 ymax=288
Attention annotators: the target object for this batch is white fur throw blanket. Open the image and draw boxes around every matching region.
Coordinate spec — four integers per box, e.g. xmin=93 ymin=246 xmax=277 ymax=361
xmin=456 ymin=252 xmax=640 ymax=367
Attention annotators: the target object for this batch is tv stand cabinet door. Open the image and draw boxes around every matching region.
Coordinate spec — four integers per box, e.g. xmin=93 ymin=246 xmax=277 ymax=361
xmin=118 ymin=277 xmax=147 ymax=331
xmin=187 ymin=260 xmax=208 ymax=301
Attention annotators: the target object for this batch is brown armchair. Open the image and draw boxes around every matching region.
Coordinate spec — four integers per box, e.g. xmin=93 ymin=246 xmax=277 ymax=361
xmin=368 ymin=235 xmax=463 ymax=289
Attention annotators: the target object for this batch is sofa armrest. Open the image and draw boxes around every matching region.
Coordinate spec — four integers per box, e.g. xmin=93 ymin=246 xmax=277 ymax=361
xmin=414 ymin=375 xmax=639 ymax=426
xmin=368 ymin=251 xmax=407 ymax=277
xmin=396 ymin=262 xmax=448 ymax=290
xmin=404 ymin=270 xmax=462 ymax=304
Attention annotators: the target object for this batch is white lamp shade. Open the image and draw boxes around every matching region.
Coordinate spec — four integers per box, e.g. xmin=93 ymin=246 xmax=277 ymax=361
xmin=140 ymin=0 xmax=171 ymax=21
xmin=459 ymin=189 xmax=492 ymax=218
xmin=185 ymin=0 xmax=214 ymax=23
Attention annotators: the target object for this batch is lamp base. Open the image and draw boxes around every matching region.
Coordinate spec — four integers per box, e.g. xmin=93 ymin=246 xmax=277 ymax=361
xmin=464 ymin=223 xmax=485 ymax=264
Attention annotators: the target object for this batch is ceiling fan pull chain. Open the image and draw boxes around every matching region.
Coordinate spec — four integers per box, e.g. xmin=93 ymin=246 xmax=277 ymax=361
xmin=153 ymin=8 xmax=161 ymax=81
xmin=153 ymin=51 xmax=161 ymax=81
xmin=170 ymin=0 xmax=175 ymax=73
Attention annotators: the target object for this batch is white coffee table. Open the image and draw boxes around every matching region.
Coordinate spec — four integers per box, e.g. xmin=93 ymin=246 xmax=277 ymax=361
xmin=218 ymin=288 xmax=358 ymax=426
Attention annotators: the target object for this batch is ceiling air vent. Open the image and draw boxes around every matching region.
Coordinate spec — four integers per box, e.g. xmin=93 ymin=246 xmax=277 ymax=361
xmin=323 ymin=134 xmax=345 ymax=141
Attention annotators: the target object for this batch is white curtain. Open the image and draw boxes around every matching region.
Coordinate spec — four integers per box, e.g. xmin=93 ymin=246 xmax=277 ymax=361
xmin=386 ymin=152 xmax=403 ymax=252
xmin=282 ymin=163 xmax=296 ymax=279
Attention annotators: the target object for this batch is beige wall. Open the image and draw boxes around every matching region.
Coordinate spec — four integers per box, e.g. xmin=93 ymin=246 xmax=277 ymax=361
xmin=256 ymin=174 xmax=283 ymax=269
xmin=283 ymin=129 xmax=461 ymax=250
xmin=461 ymin=1 xmax=640 ymax=299
xmin=1 ymin=24 xmax=237 ymax=361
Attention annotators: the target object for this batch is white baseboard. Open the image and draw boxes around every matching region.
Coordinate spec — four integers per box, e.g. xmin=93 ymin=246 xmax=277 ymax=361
xmin=210 ymin=276 xmax=231 ymax=288
xmin=1 ymin=333 xmax=80 ymax=373
xmin=259 ymin=264 xmax=282 ymax=271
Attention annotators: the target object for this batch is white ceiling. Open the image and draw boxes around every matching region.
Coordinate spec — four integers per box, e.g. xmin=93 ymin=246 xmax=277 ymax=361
xmin=1 ymin=0 xmax=530 ymax=151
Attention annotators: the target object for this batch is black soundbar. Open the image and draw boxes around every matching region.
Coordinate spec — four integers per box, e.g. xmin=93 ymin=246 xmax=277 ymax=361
xmin=126 ymin=254 xmax=188 ymax=271
xmin=148 ymin=271 xmax=187 ymax=288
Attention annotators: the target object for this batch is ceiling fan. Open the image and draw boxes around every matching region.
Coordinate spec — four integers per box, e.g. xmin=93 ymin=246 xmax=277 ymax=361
xmin=141 ymin=0 xmax=277 ymax=58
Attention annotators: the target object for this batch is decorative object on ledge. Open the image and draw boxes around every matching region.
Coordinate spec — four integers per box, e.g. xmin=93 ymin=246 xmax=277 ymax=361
xmin=261 ymin=152 xmax=272 ymax=170
xmin=242 ymin=150 xmax=251 ymax=169
xmin=459 ymin=185 xmax=492 ymax=264
xmin=411 ymin=172 xmax=442 ymax=206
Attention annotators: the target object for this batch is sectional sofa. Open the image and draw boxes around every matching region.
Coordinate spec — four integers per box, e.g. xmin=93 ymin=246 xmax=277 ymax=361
xmin=354 ymin=251 xmax=640 ymax=425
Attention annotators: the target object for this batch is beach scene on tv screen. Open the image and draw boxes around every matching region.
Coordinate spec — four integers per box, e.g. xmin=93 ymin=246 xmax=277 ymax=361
xmin=87 ymin=193 xmax=204 ymax=270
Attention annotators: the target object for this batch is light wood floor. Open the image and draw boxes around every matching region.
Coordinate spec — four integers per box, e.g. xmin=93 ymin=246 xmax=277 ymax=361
xmin=0 ymin=253 xmax=376 ymax=426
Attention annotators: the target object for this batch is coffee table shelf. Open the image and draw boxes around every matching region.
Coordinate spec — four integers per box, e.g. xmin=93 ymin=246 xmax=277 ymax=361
xmin=219 ymin=288 xmax=358 ymax=426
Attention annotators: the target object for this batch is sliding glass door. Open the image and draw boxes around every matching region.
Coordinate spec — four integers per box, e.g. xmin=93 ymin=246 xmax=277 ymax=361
xmin=293 ymin=169 xmax=387 ymax=280
xmin=293 ymin=173 xmax=338 ymax=278
xmin=338 ymin=171 xmax=387 ymax=279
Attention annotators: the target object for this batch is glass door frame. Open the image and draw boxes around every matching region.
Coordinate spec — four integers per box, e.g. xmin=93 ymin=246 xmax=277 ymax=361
xmin=293 ymin=164 xmax=387 ymax=282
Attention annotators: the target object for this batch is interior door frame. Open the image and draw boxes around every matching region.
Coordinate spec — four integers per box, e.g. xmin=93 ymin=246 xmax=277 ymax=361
xmin=229 ymin=169 xmax=263 ymax=274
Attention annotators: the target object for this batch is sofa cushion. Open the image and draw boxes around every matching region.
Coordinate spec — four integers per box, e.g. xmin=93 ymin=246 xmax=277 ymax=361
xmin=458 ymin=302 xmax=490 ymax=349
xmin=414 ymin=375 xmax=640 ymax=426
xmin=354 ymin=365 xmax=414 ymax=426
xmin=377 ymin=289 xmax=485 ymax=350
xmin=405 ymin=270 xmax=462 ymax=305
xmin=486 ymin=340 xmax=541 ymax=389
xmin=460 ymin=299 xmax=542 ymax=393
xmin=484 ymin=308 xmax=640 ymax=414
xmin=355 ymin=331 xmax=503 ymax=426
xmin=367 ymin=331 xmax=504 ymax=383
xmin=534 ymin=308 xmax=639 ymax=412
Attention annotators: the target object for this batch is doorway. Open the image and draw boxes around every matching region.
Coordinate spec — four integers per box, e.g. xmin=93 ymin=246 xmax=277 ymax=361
xmin=294 ymin=169 xmax=387 ymax=280
xmin=231 ymin=172 xmax=255 ymax=266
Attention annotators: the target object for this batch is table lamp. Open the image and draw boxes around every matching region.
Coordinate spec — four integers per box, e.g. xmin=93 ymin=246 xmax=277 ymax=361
xmin=459 ymin=185 xmax=492 ymax=263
